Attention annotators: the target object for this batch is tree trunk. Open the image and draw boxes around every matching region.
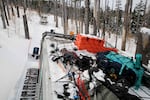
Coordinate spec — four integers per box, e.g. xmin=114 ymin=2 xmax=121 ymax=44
xmin=85 ymin=0 xmax=90 ymax=34
xmin=93 ymin=0 xmax=98 ymax=35
xmin=23 ymin=0 xmax=27 ymax=14
xmin=11 ymin=4 xmax=15 ymax=16
xmin=70 ymin=1 xmax=73 ymax=24
xmin=38 ymin=0 xmax=41 ymax=16
xmin=62 ymin=1 xmax=66 ymax=34
xmin=23 ymin=14 xmax=30 ymax=39
xmin=16 ymin=5 xmax=20 ymax=17
xmin=6 ymin=0 xmax=10 ymax=20
xmin=142 ymin=35 xmax=150 ymax=65
xmin=97 ymin=0 xmax=100 ymax=34
xmin=115 ymin=0 xmax=121 ymax=48
xmin=136 ymin=32 xmax=143 ymax=61
xmin=62 ymin=1 xmax=68 ymax=34
xmin=80 ymin=21 xmax=83 ymax=33
xmin=94 ymin=0 xmax=97 ymax=18
xmin=102 ymin=18 xmax=105 ymax=39
xmin=102 ymin=0 xmax=108 ymax=39
xmin=2 ymin=0 xmax=9 ymax=26
xmin=66 ymin=3 xmax=68 ymax=34
xmin=74 ymin=1 xmax=78 ymax=34
xmin=80 ymin=7 xmax=84 ymax=34
xmin=0 ymin=0 xmax=6 ymax=29
xmin=54 ymin=0 xmax=56 ymax=21
xmin=1 ymin=14 xmax=6 ymax=29
xmin=93 ymin=17 xmax=97 ymax=35
xmin=54 ymin=0 xmax=58 ymax=27
xmin=121 ymin=0 xmax=132 ymax=51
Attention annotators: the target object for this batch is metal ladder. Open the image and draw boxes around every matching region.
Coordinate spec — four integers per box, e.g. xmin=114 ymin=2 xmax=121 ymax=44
xmin=20 ymin=68 xmax=39 ymax=100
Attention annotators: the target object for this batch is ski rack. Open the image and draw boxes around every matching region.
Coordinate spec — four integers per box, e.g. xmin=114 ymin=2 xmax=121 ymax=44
xmin=42 ymin=31 xmax=75 ymax=40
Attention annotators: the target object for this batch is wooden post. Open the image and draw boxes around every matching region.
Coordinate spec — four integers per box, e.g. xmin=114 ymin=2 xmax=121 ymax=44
xmin=23 ymin=14 xmax=30 ymax=39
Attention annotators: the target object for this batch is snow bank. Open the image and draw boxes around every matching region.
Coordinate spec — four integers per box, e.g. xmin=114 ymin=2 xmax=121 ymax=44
xmin=0 ymin=37 xmax=29 ymax=100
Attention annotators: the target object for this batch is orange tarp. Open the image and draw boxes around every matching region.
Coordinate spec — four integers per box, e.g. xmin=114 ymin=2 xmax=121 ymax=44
xmin=74 ymin=34 xmax=118 ymax=53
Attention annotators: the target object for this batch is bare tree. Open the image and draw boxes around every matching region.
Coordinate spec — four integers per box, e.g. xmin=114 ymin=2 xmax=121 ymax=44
xmin=93 ymin=0 xmax=101 ymax=36
xmin=11 ymin=4 xmax=15 ymax=16
xmin=102 ymin=0 xmax=108 ymax=39
xmin=62 ymin=0 xmax=68 ymax=34
xmin=115 ymin=0 xmax=122 ymax=48
xmin=96 ymin=0 xmax=100 ymax=34
xmin=70 ymin=1 xmax=74 ymax=24
xmin=80 ymin=6 xmax=84 ymax=33
xmin=23 ymin=14 xmax=30 ymax=39
xmin=0 ymin=0 xmax=6 ymax=29
xmin=74 ymin=0 xmax=79 ymax=34
xmin=121 ymin=0 xmax=132 ymax=51
xmin=54 ymin=0 xmax=58 ymax=27
xmin=142 ymin=35 xmax=150 ymax=65
xmin=23 ymin=0 xmax=27 ymax=13
xmin=93 ymin=0 xmax=97 ymax=35
xmin=84 ymin=0 xmax=90 ymax=34
xmin=38 ymin=0 xmax=41 ymax=16
xmin=6 ymin=0 xmax=10 ymax=19
xmin=2 ymin=0 xmax=9 ymax=26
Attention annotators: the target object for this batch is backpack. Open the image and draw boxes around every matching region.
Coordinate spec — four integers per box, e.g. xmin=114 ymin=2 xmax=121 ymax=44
xmin=96 ymin=51 xmax=136 ymax=87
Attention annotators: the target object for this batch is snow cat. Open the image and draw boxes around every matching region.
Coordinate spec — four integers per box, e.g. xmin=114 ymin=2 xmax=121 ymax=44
xmin=18 ymin=30 xmax=150 ymax=100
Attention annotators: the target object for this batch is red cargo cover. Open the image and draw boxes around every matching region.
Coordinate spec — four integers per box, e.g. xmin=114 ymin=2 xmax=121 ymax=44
xmin=74 ymin=34 xmax=118 ymax=53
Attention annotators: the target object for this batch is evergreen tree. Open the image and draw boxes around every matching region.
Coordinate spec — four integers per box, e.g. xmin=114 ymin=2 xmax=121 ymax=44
xmin=130 ymin=0 xmax=145 ymax=34
xmin=132 ymin=0 xmax=147 ymax=58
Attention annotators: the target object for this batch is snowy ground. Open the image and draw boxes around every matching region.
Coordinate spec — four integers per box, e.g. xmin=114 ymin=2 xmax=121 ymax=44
xmin=0 ymin=8 xmax=139 ymax=100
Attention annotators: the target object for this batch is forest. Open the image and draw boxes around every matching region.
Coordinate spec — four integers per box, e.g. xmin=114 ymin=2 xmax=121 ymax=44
xmin=0 ymin=0 xmax=150 ymax=65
